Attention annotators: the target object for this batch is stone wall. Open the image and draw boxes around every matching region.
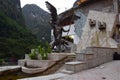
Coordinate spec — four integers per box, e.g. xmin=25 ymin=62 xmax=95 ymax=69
xmin=64 ymin=46 xmax=117 ymax=73
xmin=74 ymin=0 xmax=114 ymax=39
xmin=18 ymin=60 xmax=54 ymax=68
xmin=85 ymin=47 xmax=116 ymax=68
xmin=77 ymin=10 xmax=117 ymax=53
xmin=75 ymin=47 xmax=117 ymax=70
xmin=74 ymin=10 xmax=87 ymax=38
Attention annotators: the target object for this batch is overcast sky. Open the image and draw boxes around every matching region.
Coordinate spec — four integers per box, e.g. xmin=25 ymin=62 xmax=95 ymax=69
xmin=20 ymin=0 xmax=76 ymax=13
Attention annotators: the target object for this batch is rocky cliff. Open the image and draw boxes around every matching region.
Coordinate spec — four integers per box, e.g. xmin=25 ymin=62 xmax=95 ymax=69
xmin=22 ymin=4 xmax=51 ymax=42
xmin=0 ymin=0 xmax=25 ymax=25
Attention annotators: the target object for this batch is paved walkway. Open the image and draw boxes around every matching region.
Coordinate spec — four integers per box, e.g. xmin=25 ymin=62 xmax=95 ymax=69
xmin=0 ymin=65 xmax=20 ymax=72
xmin=59 ymin=61 xmax=120 ymax=80
xmin=19 ymin=61 xmax=120 ymax=80
xmin=18 ymin=73 xmax=68 ymax=80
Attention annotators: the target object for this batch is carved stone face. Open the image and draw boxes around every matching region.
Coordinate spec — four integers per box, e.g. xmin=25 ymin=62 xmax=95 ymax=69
xmin=89 ymin=19 xmax=96 ymax=27
xmin=98 ymin=21 xmax=106 ymax=30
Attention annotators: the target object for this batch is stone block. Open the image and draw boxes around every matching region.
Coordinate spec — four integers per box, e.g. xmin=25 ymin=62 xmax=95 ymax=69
xmin=65 ymin=61 xmax=85 ymax=73
xmin=48 ymin=53 xmax=67 ymax=61
xmin=18 ymin=60 xmax=26 ymax=66
xmin=60 ymin=69 xmax=74 ymax=74
xmin=26 ymin=60 xmax=56 ymax=68
xmin=22 ymin=66 xmax=46 ymax=74
xmin=84 ymin=53 xmax=94 ymax=60
xmin=93 ymin=58 xmax=100 ymax=66
xmin=75 ymin=53 xmax=85 ymax=61
xmin=85 ymin=60 xmax=94 ymax=69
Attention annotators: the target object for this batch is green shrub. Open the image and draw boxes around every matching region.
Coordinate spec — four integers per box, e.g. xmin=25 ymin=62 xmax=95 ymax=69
xmin=29 ymin=42 xmax=52 ymax=60
xmin=29 ymin=49 xmax=37 ymax=60
xmin=38 ymin=42 xmax=52 ymax=60
xmin=38 ymin=46 xmax=47 ymax=60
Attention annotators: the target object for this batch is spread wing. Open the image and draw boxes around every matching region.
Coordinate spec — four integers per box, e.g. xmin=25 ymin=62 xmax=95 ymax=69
xmin=45 ymin=1 xmax=57 ymax=23
xmin=59 ymin=14 xmax=80 ymax=26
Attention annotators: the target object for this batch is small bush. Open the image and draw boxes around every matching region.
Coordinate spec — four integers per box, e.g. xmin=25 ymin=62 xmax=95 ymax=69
xmin=38 ymin=46 xmax=47 ymax=60
xmin=29 ymin=42 xmax=52 ymax=60
xmin=29 ymin=49 xmax=37 ymax=60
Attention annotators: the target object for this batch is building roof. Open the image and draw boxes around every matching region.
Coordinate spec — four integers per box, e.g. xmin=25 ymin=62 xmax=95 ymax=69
xmin=58 ymin=0 xmax=99 ymax=26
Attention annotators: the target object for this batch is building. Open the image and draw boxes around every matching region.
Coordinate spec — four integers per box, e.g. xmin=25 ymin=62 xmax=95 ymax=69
xmin=58 ymin=0 xmax=120 ymax=52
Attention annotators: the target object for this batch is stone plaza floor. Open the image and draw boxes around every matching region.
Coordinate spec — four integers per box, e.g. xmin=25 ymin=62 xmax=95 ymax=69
xmin=19 ymin=60 xmax=120 ymax=80
xmin=59 ymin=60 xmax=120 ymax=80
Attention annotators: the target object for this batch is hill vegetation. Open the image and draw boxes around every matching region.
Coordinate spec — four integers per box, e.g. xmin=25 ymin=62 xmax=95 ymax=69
xmin=0 ymin=0 xmax=39 ymax=61
xmin=22 ymin=4 xmax=51 ymax=42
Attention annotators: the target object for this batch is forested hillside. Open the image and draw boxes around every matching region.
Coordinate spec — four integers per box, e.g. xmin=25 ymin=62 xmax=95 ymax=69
xmin=22 ymin=4 xmax=51 ymax=42
xmin=0 ymin=0 xmax=39 ymax=60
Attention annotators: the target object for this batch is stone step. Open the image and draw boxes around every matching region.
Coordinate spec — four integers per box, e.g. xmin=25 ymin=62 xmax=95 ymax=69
xmin=21 ymin=66 xmax=46 ymax=74
xmin=60 ymin=69 xmax=74 ymax=74
xmin=75 ymin=53 xmax=85 ymax=61
xmin=65 ymin=61 xmax=85 ymax=73
xmin=76 ymin=53 xmax=94 ymax=61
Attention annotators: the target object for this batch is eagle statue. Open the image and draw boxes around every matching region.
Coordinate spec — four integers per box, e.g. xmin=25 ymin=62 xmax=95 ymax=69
xmin=45 ymin=1 xmax=80 ymax=52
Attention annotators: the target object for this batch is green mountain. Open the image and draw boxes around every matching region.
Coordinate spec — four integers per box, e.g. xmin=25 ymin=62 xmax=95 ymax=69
xmin=22 ymin=4 xmax=51 ymax=42
xmin=0 ymin=0 xmax=25 ymax=26
xmin=0 ymin=0 xmax=39 ymax=60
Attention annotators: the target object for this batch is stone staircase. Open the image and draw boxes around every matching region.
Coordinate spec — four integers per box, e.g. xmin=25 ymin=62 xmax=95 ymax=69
xmin=60 ymin=47 xmax=116 ymax=74
xmin=61 ymin=53 xmax=93 ymax=74
xmin=19 ymin=47 xmax=117 ymax=80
